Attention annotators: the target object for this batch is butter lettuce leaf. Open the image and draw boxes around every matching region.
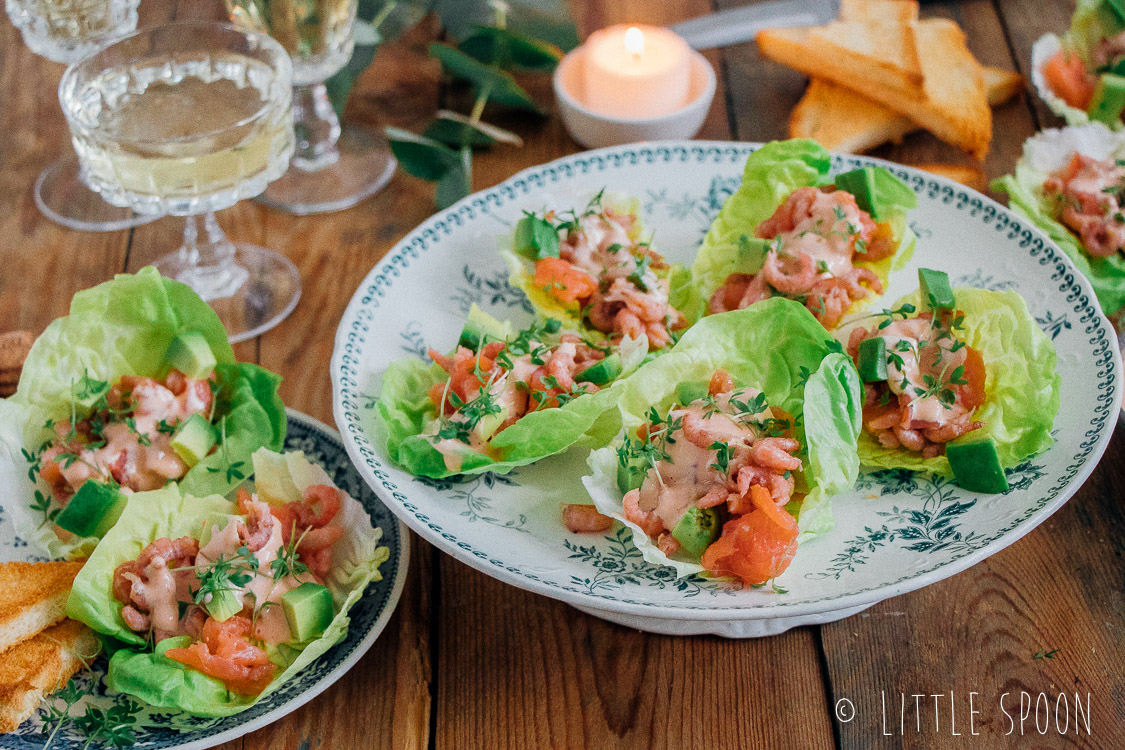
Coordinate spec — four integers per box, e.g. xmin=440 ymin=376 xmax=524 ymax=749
xmin=374 ymin=306 xmax=647 ymax=478
xmin=581 ymin=298 xmax=863 ymax=576
xmin=68 ymin=450 xmax=388 ymax=717
xmin=853 ymin=288 xmax=1060 ymax=475
xmin=691 ymin=139 xmax=916 ymax=321
xmin=0 ymin=267 xmax=286 ymax=559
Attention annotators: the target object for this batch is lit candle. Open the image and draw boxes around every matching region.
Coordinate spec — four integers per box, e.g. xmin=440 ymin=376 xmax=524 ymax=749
xmin=582 ymin=24 xmax=692 ymax=119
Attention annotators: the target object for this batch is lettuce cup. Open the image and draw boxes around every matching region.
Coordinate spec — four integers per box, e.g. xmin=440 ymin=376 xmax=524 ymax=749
xmin=375 ymin=305 xmax=648 ymax=478
xmin=993 ymin=122 xmax=1125 ymax=324
xmin=580 ymin=298 xmax=863 ymax=585
xmin=842 ymin=271 xmax=1060 ymax=493
xmin=501 ymin=190 xmax=698 ymax=351
xmin=0 ymin=267 xmax=286 ymax=559
xmin=67 ymin=449 xmax=388 ymax=717
xmin=693 ymin=139 xmax=917 ymax=329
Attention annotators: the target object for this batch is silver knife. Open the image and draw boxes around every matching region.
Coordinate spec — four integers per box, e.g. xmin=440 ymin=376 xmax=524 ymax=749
xmin=670 ymin=0 xmax=840 ymax=50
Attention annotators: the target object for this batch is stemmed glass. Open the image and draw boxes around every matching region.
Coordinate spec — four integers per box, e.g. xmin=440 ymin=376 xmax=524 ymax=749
xmin=5 ymin=0 xmax=155 ymax=231
xmin=226 ymin=0 xmax=396 ymax=215
xmin=58 ymin=22 xmax=301 ymax=342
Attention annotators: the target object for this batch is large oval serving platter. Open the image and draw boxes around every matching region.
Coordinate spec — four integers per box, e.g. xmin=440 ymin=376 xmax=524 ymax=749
xmin=331 ymin=142 xmax=1121 ymax=637
xmin=0 ymin=409 xmax=409 ymax=750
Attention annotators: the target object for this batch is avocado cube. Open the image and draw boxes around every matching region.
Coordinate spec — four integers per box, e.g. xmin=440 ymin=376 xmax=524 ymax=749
xmin=54 ymin=480 xmax=127 ymax=538
xmin=171 ymin=413 xmax=217 ymax=467
xmin=206 ymin=588 xmax=244 ymax=622
xmin=918 ymin=268 xmax=955 ymax=311
xmin=513 ymin=215 xmax=560 ymax=260
xmin=857 ymin=337 xmax=888 ymax=382
xmin=165 ymin=332 xmax=217 ymax=379
xmin=671 ymin=506 xmax=720 ymax=558
xmin=737 ymin=235 xmax=770 ymax=274
xmin=1088 ymin=73 xmax=1125 ymax=126
xmin=674 ymin=380 xmax=710 ymax=406
xmin=1097 ymin=0 xmax=1125 ymax=34
xmin=281 ymin=582 xmax=335 ymax=643
xmin=575 ymin=353 xmax=623 ymax=385
xmin=616 ymin=453 xmax=650 ymax=495
xmin=946 ymin=436 xmax=1009 ymax=493
xmin=458 ymin=320 xmax=500 ymax=351
xmin=834 ymin=167 xmax=879 ymax=217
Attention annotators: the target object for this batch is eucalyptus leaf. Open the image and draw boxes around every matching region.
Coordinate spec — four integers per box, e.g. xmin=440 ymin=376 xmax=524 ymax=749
xmin=435 ymin=164 xmax=471 ymax=209
xmin=430 ymin=0 xmax=579 ymax=51
xmin=427 ymin=110 xmax=524 ymax=147
xmin=385 ymin=126 xmax=461 ymax=180
xmin=428 ymin=42 xmax=540 ymax=111
xmin=458 ymin=26 xmax=562 ymax=71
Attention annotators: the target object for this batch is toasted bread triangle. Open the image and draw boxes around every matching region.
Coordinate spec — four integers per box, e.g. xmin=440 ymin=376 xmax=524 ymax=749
xmin=0 ymin=619 xmax=100 ymax=733
xmin=0 ymin=561 xmax=85 ymax=655
xmin=839 ymin=0 xmax=919 ymax=24
xmin=808 ymin=21 xmax=923 ymax=90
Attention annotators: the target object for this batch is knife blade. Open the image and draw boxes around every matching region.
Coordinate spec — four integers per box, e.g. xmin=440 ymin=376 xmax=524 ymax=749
xmin=670 ymin=0 xmax=840 ymax=50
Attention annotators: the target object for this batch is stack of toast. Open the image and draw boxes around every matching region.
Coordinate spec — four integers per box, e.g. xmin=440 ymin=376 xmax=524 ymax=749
xmin=0 ymin=561 xmax=100 ymax=733
xmin=0 ymin=331 xmax=33 ymax=398
xmin=758 ymin=0 xmax=1024 ymax=166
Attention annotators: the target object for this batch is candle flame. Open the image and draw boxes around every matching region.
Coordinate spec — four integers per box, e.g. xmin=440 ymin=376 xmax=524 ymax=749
xmin=624 ymin=26 xmax=644 ymax=57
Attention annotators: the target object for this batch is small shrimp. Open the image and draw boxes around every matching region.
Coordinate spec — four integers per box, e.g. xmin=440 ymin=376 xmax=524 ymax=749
xmin=643 ymin=321 xmax=672 ymax=350
xmin=236 ymin=489 xmax=276 ymax=552
xmin=562 ymin=504 xmax=614 ymax=533
xmin=735 ymin=466 xmax=795 ymax=505
xmin=657 ymin=533 xmax=681 ymax=557
xmin=805 ymin=278 xmax=853 ymax=328
xmin=893 ymin=426 xmax=926 ymax=451
xmin=623 ymin=489 xmax=665 ymax=538
xmin=761 ymin=250 xmax=817 ymax=294
xmin=921 ymin=420 xmax=984 ymax=444
xmin=121 ymin=605 xmax=151 ymax=632
xmin=749 ymin=438 xmax=801 ymax=472
xmin=696 ymin=483 xmax=730 ymax=509
xmin=709 ymin=369 xmax=734 ymax=396
xmin=682 ymin=412 xmax=725 ymax=451
xmin=614 ymin=309 xmax=645 ymax=340
xmin=876 ymin=429 xmax=901 ymax=449
xmin=545 ymin=341 xmax=578 ymax=390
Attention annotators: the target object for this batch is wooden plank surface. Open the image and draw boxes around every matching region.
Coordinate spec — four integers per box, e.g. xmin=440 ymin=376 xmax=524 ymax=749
xmin=2 ymin=0 xmax=1123 ymax=748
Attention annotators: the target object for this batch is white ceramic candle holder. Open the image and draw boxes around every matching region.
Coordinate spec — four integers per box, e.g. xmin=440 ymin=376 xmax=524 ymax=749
xmin=553 ymin=44 xmax=717 ymax=149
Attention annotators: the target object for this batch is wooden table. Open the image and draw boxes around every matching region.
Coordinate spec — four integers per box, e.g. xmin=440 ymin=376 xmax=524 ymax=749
xmin=2 ymin=0 xmax=1121 ymax=748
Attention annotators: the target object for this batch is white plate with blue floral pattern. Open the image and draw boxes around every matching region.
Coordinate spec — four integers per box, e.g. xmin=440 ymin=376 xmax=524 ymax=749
xmin=331 ymin=142 xmax=1121 ymax=638
xmin=0 ymin=409 xmax=409 ymax=750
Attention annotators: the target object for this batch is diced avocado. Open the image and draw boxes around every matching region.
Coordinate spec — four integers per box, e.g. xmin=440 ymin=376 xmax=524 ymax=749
xmin=671 ymin=506 xmax=720 ymax=559
xmin=513 ymin=215 xmax=560 ymax=260
xmin=474 ymin=410 xmax=507 ymax=441
xmin=458 ymin=320 xmax=501 ymax=351
xmin=575 ymin=353 xmax=622 ymax=385
xmin=165 ymin=331 xmax=217 ymax=379
xmin=834 ymin=166 xmax=917 ymax=220
xmin=834 ymin=167 xmax=879 ymax=216
xmin=918 ymin=268 xmax=955 ymax=312
xmin=1096 ymin=0 xmax=1125 ymax=35
xmin=616 ymin=453 xmax=649 ymax=495
xmin=206 ymin=588 xmax=244 ymax=622
xmin=674 ymin=380 xmax=710 ymax=406
xmin=171 ymin=413 xmax=217 ymax=467
xmin=1088 ymin=73 xmax=1125 ymax=125
xmin=281 ymin=582 xmax=335 ymax=643
xmin=857 ymin=337 xmax=888 ymax=382
xmin=54 ymin=479 xmax=127 ymax=538
xmin=946 ymin=436 xmax=1009 ymax=493
xmin=736 ymin=235 xmax=770 ymax=274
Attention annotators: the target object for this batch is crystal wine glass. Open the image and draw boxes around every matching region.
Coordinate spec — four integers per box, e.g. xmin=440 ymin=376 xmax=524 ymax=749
xmin=59 ymin=22 xmax=301 ymax=342
xmin=5 ymin=0 xmax=156 ymax=232
xmin=226 ymin=0 xmax=396 ymax=215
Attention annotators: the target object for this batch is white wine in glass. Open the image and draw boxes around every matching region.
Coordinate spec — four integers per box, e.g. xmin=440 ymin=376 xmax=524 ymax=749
xmin=60 ymin=22 xmax=301 ymax=342
xmin=226 ymin=0 xmax=397 ymax=215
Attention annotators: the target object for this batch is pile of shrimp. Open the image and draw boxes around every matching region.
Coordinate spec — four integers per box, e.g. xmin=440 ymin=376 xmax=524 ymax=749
xmin=709 ymin=186 xmax=897 ymax=328
xmin=847 ymin=315 xmax=986 ymax=458
xmin=1044 ymin=153 xmax=1125 ymax=256
xmin=532 ymin=207 xmax=685 ymax=349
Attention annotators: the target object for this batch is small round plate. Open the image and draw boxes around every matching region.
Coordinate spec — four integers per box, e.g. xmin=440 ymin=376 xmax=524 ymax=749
xmin=0 ymin=409 xmax=409 ymax=750
xmin=331 ymin=142 xmax=1121 ymax=637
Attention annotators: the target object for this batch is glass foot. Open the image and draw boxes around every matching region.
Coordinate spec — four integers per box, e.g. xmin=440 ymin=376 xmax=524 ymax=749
xmin=254 ymin=124 xmax=396 ymax=215
xmin=35 ymin=153 xmax=157 ymax=232
xmin=153 ymin=243 xmax=302 ymax=343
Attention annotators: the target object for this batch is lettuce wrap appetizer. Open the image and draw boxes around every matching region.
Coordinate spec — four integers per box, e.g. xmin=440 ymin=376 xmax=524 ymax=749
xmin=993 ymin=122 xmax=1125 ymax=323
xmin=1030 ymin=0 xmax=1125 ymax=128
xmin=501 ymin=190 xmax=697 ymax=351
xmin=693 ymin=139 xmax=917 ymax=329
xmin=0 ymin=267 xmax=286 ymax=559
xmin=843 ymin=270 xmax=1060 ymax=493
xmin=580 ymin=299 xmax=863 ymax=584
xmin=376 ymin=305 xmax=647 ymax=478
xmin=67 ymin=449 xmax=388 ymax=717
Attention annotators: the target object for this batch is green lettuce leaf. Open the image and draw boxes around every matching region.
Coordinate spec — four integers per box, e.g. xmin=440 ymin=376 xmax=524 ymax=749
xmin=992 ymin=123 xmax=1125 ymax=318
xmin=854 ymin=288 xmax=1060 ymax=475
xmin=581 ymin=298 xmax=863 ymax=576
xmin=0 ymin=267 xmax=286 ymax=559
xmin=691 ymin=139 xmax=916 ymax=320
xmin=68 ymin=449 xmax=388 ymax=717
xmin=374 ymin=306 xmax=647 ymax=478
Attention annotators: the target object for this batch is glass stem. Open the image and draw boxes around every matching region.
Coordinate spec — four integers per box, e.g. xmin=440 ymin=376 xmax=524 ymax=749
xmin=176 ymin=212 xmax=248 ymax=301
xmin=291 ymin=82 xmax=342 ymax=172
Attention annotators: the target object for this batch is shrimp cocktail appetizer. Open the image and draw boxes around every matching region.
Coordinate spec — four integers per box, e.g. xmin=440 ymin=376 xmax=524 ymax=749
xmin=376 ymin=306 xmax=649 ymax=478
xmin=580 ymin=300 xmax=863 ymax=587
xmin=2 ymin=268 xmax=286 ymax=559
xmin=845 ymin=269 xmax=1060 ymax=494
xmin=503 ymin=191 xmax=695 ymax=351
xmin=693 ymin=140 xmax=917 ymax=329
